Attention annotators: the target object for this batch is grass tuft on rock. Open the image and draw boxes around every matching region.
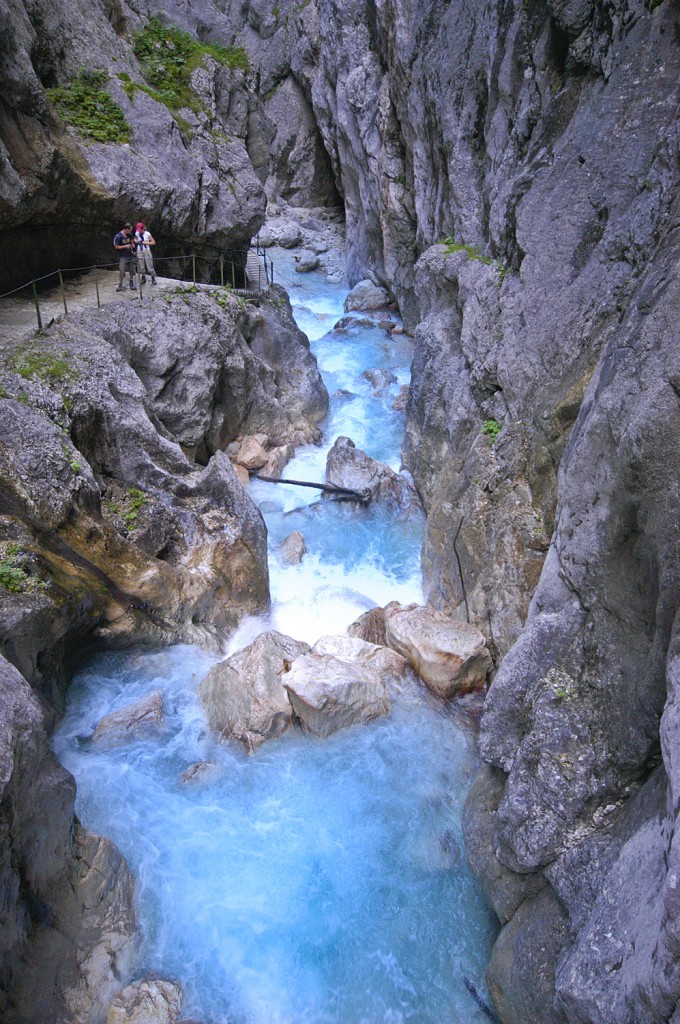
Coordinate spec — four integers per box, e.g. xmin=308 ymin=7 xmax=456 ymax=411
xmin=47 ymin=69 xmax=131 ymax=143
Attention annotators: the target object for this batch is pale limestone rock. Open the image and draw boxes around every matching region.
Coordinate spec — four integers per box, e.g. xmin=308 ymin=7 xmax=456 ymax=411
xmin=348 ymin=607 xmax=388 ymax=647
xmin=384 ymin=603 xmax=491 ymax=698
xmin=232 ymin=462 xmax=250 ymax=487
xmin=325 ymin=436 xmax=419 ymax=510
xmin=279 ymin=530 xmax=307 ymax=564
xmin=92 ymin=691 xmax=164 ymax=747
xmin=343 ymin=279 xmax=390 ymax=312
xmin=199 ymin=631 xmax=310 ymax=751
xmin=236 ymin=436 xmax=268 ymax=470
xmin=106 ymin=976 xmax=183 ymax=1024
xmin=283 ymin=634 xmax=403 ymax=738
xmin=261 ymin=443 xmax=294 ymax=477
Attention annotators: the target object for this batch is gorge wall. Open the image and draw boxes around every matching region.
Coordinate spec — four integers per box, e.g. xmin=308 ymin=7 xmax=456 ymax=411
xmin=1 ymin=0 xmax=679 ymax=1021
xmin=283 ymin=2 xmax=678 ymax=1021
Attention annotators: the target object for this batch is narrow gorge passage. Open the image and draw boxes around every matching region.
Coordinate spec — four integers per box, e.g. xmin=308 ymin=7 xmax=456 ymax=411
xmin=53 ymin=253 xmax=498 ymax=1024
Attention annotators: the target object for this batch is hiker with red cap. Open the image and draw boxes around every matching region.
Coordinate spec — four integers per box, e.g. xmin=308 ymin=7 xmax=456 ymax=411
xmin=135 ymin=221 xmax=157 ymax=285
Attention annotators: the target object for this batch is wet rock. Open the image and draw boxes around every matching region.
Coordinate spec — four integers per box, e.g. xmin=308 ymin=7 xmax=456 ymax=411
xmin=283 ymin=635 xmax=403 ymax=738
xmin=343 ymin=280 xmax=390 ymax=312
xmin=235 ymin=436 xmax=269 ymax=471
xmin=261 ymin=443 xmax=295 ymax=478
xmin=199 ymin=631 xmax=310 ymax=751
xmin=0 ymin=655 xmax=136 ymax=1023
xmin=347 ymin=607 xmax=387 ymax=647
xmin=106 ymin=976 xmax=183 ymax=1024
xmin=180 ymin=762 xmax=218 ymax=785
xmin=325 ymin=436 xmax=419 ymax=510
xmin=92 ymin=691 xmax=164 ymax=747
xmin=384 ymin=603 xmax=491 ymax=698
xmin=295 ymin=250 xmax=321 ymax=273
xmin=279 ymin=530 xmax=307 ymax=565
xmin=361 ymin=368 xmax=398 ymax=392
xmin=392 ymin=385 xmax=410 ymax=412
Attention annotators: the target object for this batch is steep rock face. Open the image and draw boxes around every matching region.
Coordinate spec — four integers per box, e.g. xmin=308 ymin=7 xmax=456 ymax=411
xmin=0 ymin=655 xmax=136 ymax=1024
xmin=0 ymin=0 xmax=264 ymax=288
xmin=264 ymin=1 xmax=679 ymax=1021
xmin=0 ymin=287 xmax=327 ymax=707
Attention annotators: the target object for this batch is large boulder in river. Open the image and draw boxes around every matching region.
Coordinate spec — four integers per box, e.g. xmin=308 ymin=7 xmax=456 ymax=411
xmin=199 ymin=631 xmax=310 ymax=751
xmin=92 ymin=691 xmax=165 ymax=748
xmin=384 ymin=603 xmax=491 ymax=698
xmin=343 ymin=280 xmax=390 ymax=312
xmin=283 ymin=635 xmax=404 ymax=738
xmin=325 ymin=436 xmax=419 ymax=510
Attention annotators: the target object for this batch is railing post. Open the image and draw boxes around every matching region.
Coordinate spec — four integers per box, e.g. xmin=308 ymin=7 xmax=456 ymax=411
xmin=31 ymin=281 xmax=43 ymax=330
xmin=258 ymin=261 xmax=261 ymax=293
xmin=192 ymin=254 xmax=196 ymax=285
xmin=231 ymin=261 xmax=235 ymax=289
xmin=95 ymin=276 xmax=101 ymax=309
xmin=58 ymin=270 xmax=68 ymax=314
xmin=220 ymin=257 xmax=224 ymax=287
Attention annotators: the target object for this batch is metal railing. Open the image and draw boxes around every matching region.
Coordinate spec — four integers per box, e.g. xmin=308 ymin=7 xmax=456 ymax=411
xmin=0 ymin=245 xmax=275 ymax=331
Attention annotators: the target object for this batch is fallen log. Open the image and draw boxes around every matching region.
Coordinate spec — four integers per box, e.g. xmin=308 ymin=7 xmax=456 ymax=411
xmin=254 ymin=474 xmax=371 ymax=505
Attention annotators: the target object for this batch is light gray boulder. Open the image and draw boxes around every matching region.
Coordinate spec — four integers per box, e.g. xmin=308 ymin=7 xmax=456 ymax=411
xmin=92 ymin=691 xmax=164 ymax=748
xmin=325 ymin=436 xmax=419 ymax=510
xmin=283 ymin=634 xmax=404 ymax=738
xmin=106 ymin=976 xmax=183 ymax=1024
xmin=384 ymin=602 xmax=491 ymax=698
xmin=279 ymin=530 xmax=307 ymax=565
xmin=343 ymin=280 xmax=390 ymax=312
xmin=199 ymin=631 xmax=310 ymax=751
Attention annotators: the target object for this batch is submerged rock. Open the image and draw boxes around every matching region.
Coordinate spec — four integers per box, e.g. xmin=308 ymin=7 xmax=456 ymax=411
xmin=362 ymin=368 xmax=398 ymax=393
xmin=283 ymin=635 xmax=404 ymax=738
xmin=92 ymin=691 xmax=165 ymax=747
xmin=180 ymin=762 xmax=218 ymax=785
xmin=325 ymin=436 xmax=419 ymax=510
xmin=384 ymin=603 xmax=491 ymax=698
xmin=199 ymin=631 xmax=310 ymax=751
xmin=106 ymin=976 xmax=183 ymax=1024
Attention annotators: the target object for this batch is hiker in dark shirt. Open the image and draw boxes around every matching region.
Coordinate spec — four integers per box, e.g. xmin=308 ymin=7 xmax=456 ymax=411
xmin=113 ymin=223 xmax=137 ymax=291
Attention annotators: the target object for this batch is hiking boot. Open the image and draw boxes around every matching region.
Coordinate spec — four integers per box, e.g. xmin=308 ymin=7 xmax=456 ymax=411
xmin=152 ymin=277 xmax=157 ymax=285
xmin=141 ymin=275 xmax=146 ymax=284
xmin=130 ymin=282 xmax=137 ymax=290
xmin=116 ymin=285 xmax=124 ymax=292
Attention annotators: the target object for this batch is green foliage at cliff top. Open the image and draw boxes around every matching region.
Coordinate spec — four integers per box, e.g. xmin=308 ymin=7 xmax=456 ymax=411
xmin=47 ymin=70 xmax=130 ymax=143
xmin=133 ymin=17 xmax=249 ymax=112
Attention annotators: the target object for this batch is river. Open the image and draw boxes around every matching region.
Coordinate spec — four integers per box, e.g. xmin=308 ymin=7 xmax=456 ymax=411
xmin=53 ymin=251 xmax=497 ymax=1024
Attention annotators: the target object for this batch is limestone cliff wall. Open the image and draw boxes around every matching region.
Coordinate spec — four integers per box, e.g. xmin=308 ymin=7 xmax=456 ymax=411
xmin=281 ymin=1 xmax=679 ymax=1021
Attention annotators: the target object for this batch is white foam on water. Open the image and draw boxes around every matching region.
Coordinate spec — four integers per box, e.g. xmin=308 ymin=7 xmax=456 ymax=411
xmin=55 ymin=649 xmax=497 ymax=1024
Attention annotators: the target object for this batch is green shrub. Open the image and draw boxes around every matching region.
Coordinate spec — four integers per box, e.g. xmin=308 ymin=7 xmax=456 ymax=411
xmin=482 ymin=419 xmax=503 ymax=444
xmin=123 ymin=487 xmax=149 ymax=528
xmin=133 ymin=17 xmax=249 ymax=113
xmin=47 ymin=69 xmax=130 ymax=143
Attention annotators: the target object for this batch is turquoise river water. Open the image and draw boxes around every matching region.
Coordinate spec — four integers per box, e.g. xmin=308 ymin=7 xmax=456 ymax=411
xmin=54 ymin=251 xmax=498 ymax=1024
